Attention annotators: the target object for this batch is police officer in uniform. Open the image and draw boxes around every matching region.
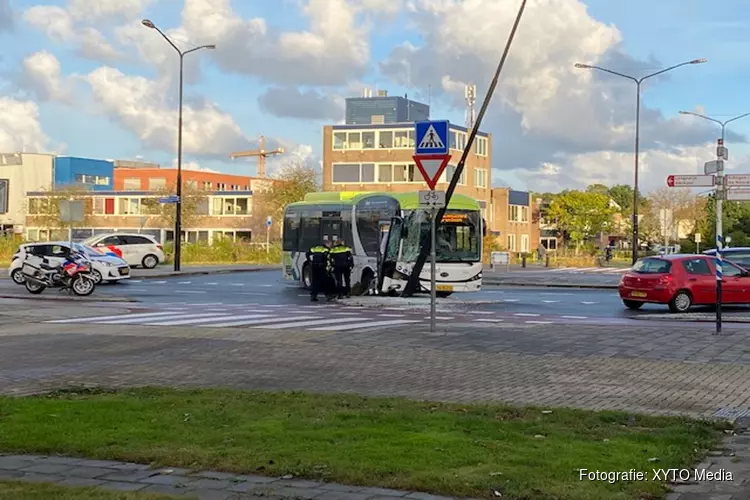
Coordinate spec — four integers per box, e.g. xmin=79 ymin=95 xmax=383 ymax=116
xmin=306 ymin=240 xmax=333 ymax=302
xmin=330 ymin=239 xmax=354 ymax=299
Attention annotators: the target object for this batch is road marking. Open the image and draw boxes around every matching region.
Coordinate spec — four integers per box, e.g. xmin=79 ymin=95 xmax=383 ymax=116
xmin=101 ymin=313 xmax=229 ymax=325
xmin=502 ymin=299 xmax=520 ymax=302
xmin=206 ymin=283 xmax=218 ymax=286
xmin=145 ymin=313 xmax=265 ymax=326
xmin=210 ymin=315 xmax=321 ymax=328
xmin=175 ymin=290 xmax=206 ymax=294
xmin=47 ymin=311 xmax=182 ymax=324
xmin=258 ymin=284 xmax=273 ymax=287
xmin=178 ymin=281 xmax=191 ymax=284
xmin=231 ymin=283 xmax=245 ymax=286
xmin=239 ymin=292 xmax=266 ymax=296
xmin=378 ymin=313 xmax=406 ymax=317
xmin=425 ymin=316 xmax=454 ymax=320
xmin=562 ymin=315 xmax=588 ymax=319
xmin=542 ymin=300 xmax=560 ymax=303
xmin=475 ymin=318 xmax=504 ymax=323
xmin=153 ymin=281 xmax=167 ymax=284
xmin=254 ymin=317 xmax=369 ymax=329
xmin=129 ymin=280 xmax=142 ymax=283
xmin=581 ymin=301 xmax=598 ymax=305
xmin=309 ymin=319 xmax=421 ymax=331
xmin=514 ymin=313 xmax=540 ymax=317
xmin=525 ymin=320 xmax=553 ymax=324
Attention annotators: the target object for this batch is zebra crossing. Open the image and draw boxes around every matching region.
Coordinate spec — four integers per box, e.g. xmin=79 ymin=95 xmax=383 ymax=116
xmin=45 ymin=302 xmax=425 ymax=332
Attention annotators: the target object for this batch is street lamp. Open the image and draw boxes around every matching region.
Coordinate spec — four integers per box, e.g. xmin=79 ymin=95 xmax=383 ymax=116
xmin=142 ymin=19 xmax=215 ymax=272
xmin=575 ymin=58 xmax=707 ymax=265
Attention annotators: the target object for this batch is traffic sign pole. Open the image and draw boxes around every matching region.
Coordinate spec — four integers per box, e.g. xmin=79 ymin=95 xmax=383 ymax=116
xmin=430 ymin=207 xmax=436 ymax=333
xmin=716 ymin=137 xmax=725 ymax=335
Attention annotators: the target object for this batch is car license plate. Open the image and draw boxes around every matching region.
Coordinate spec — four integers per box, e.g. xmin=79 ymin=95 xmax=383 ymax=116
xmin=631 ymin=291 xmax=647 ymax=298
xmin=436 ymin=284 xmax=453 ymax=292
xmin=119 ymin=267 xmax=129 ymax=275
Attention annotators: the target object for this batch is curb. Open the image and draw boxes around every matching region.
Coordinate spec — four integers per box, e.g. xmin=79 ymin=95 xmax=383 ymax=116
xmin=0 ymin=294 xmax=136 ymax=303
xmin=136 ymin=266 xmax=281 ymax=280
xmin=483 ymin=280 xmax=618 ymax=290
xmin=632 ymin=315 xmax=750 ymax=324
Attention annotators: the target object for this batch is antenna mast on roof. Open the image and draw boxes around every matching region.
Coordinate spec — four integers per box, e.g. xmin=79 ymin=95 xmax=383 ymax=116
xmin=465 ymin=84 xmax=477 ymax=130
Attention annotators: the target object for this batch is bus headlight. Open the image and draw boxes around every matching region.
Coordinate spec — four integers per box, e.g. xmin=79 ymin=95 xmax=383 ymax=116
xmin=469 ymin=272 xmax=482 ymax=281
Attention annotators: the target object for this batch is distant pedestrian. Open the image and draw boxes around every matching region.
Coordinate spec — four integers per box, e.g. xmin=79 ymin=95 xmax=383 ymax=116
xmin=330 ymin=239 xmax=354 ymax=298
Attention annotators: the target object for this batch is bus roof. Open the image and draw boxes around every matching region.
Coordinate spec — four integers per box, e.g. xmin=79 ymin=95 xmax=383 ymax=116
xmin=288 ymin=191 xmax=481 ymax=211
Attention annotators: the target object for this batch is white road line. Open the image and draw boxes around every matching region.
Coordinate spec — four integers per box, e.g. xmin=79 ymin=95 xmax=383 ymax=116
xmin=178 ymin=281 xmax=191 ymax=284
xmin=256 ymin=317 xmax=371 ymax=329
xmin=152 ymin=281 xmax=167 ymax=284
xmin=210 ymin=315 xmax=321 ymax=328
xmin=47 ymin=311 xmax=182 ymax=324
xmin=189 ymin=302 xmax=224 ymax=306
xmin=502 ymin=299 xmax=520 ymax=302
xmin=99 ymin=313 xmax=228 ymax=325
xmin=129 ymin=280 xmax=142 ymax=283
xmin=239 ymin=292 xmax=266 ymax=296
xmin=542 ymin=300 xmax=560 ymax=303
xmin=475 ymin=318 xmax=504 ymax=323
xmin=231 ymin=283 xmax=245 ymax=286
xmin=378 ymin=313 xmax=406 ymax=317
xmin=144 ymin=313 xmax=265 ymax=326
xmin=425 ymin=316 xmax=454 ymax=320
xmin=257 ymin=284 xmax=274 ymax=288
xmin=581 ymin=301 xmax=598 ymax=305
xmin=175 ymin=290 xmax=206 ymax=294
xmin=514 ymin=313 xmax=540 ymax=317
xmin=308 ymin=319 xmax=421 ymax=331
xmin=525 ymin=320 xmax=553 ymax=324
xmin=562 ymin=315 xmax=588 ymax=319
xmin=468 ymin=311 xmax=495 ymax=315
xmin=206 ymin=283 xmax=218 ymax=286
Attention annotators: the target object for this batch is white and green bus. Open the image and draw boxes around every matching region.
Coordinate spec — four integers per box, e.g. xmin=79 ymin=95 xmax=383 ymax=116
xmin=282 ymin=191 xmax=484 ymax=297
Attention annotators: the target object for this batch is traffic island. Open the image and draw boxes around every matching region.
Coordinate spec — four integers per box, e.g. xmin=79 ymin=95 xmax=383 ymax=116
xmin=0 ymin=387 xmax=727 ymax=500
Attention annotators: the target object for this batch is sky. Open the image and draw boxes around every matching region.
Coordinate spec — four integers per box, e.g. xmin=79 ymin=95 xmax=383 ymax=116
xmin=2 ymin=0 xmax=750 ymax=193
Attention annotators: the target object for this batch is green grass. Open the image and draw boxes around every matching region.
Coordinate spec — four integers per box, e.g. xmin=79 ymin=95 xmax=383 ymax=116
xmin=0 ymin=387 xmax=727 ymax=500
xmin=0 ymin=480 xmax=181 ymax=499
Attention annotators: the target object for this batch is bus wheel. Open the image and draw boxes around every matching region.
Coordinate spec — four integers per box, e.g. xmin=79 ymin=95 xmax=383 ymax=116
xmin=302 ymin=264 xmax=312 ymax=290
xmin=359 ymin=269 xmax=374 ymax=296
xmin=436 ymin=291 xmax=453 ymax=298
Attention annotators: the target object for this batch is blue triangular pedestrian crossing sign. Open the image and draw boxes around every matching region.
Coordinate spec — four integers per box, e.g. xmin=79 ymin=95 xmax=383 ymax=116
xmin=415 ymin=120 xmax=449 ymax=155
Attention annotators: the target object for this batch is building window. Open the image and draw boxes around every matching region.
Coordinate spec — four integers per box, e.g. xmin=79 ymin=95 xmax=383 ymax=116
xmin=332 ymin=164 xmax=361 ymax=183
xmin=541 ymin=237 xmax=557 ymax=250
xmin=104 ymin=198 xmax=115 ymax=215
xmin=443 ymin=165 xmax=465 ymax=185
xmin=362 ymin=131 xmax=375 ymax=149
xmin=507 ymin=234 xmax=516 ymax=251
xmin=474 ymin=169 xmax=487 ymax=188
xmin=379 ymin=131 xmax=393 ymax=148
xmin=186 ymin=180 xmax=198 ymax=189
xmin=507 ymin=205 xmax=528 ymax=222
xmin=149 ymin=178 xmax=166 ymax=190
xmin=203 ymin=181 xmax=213 ymax=189
xmin=476 ymin=137 xmax=488 ymax=156
xmin=75 ymin=174 xmax=109 ymax=185
xmin=217 ymin=183 xmax=226 ymax=190
xmin=118 ymin=198 xmax=141 ymax=215
xmin=393 ymin=164 xmax=416 ymax=182
xmin=520 ymin=234 xmax=529 ymax=253
xmin=457 ymin=132 xmax=466 ymax=150
xmin=347 ymin=132 xmax=362 ymax=149
xmin=123 ymin=178 xmax=141 ymax=190
xmin=333 ymin=132 xmax=347 ymax=149
xmin=0 ymin=179 xmax=7 ymax=214
xmin=394 ymin=130 xmax=414 ymax=148
xmin=93 ymin=197 xmax=104 ymax=215
xmin=378 ymin=164 xmax=392 ymax=182
xmin=521 ymin=206 xmax=529 ymax=222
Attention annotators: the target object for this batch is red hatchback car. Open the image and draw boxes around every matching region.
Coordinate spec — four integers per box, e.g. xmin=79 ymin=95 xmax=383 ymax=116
xmin=619 ymin=254 xmax=750 ymax=313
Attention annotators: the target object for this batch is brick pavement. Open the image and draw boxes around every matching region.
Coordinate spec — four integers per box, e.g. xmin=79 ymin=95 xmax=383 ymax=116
xmin=4 ymin=321 xmax=750 ymax=417
xmin=0 ymin=454 xmax=460 ymax=499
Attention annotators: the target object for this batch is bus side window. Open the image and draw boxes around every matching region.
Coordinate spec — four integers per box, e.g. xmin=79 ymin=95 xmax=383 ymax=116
xmin=300 ymin=217 xmax=321 ymax=250
xmin=283 ymin=212 xmax=301 ymax=251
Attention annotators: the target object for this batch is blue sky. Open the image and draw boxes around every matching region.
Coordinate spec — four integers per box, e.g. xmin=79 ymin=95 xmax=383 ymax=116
xmin=1 ymin=0 xmax=749 ymax=192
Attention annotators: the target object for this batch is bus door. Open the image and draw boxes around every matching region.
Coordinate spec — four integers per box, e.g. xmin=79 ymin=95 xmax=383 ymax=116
xmin=377 ymin=217 xmax=403 ymax=292
xmin=321 ymin=218 xmax=340 ymax=245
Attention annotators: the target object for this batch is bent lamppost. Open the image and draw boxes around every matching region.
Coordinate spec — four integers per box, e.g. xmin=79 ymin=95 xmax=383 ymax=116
xmin=574 ymin=58 xmax=707 ymax=265
xmin=142 ymin=19 xmax=215 ymax=271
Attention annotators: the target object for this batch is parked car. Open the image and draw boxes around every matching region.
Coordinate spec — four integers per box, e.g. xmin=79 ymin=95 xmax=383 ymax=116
xmin=82 ymin=233 xmax=165 ymax=269
xmin=618 ymin=254 xmax=750 ymax=313
xmin=703 ymin=247 xmax=750 ymax=269
xmin=9 ymin=242 xmax=131 ymax=285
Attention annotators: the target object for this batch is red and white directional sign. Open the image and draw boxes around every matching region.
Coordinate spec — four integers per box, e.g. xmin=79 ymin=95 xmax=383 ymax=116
xmin=666 ymin=174 xmax=714 ymax=187
xmin=413 ymin=154 xmax=451 ymax=190
xmin=727 ymin=189 xmax=750 ymax=201
xmin=725 ymin=175 xmax=750 ymax=187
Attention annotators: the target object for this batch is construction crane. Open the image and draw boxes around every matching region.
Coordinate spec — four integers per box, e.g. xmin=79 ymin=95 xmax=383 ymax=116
xmin=230 ymin=135 xmax=284 ymax=177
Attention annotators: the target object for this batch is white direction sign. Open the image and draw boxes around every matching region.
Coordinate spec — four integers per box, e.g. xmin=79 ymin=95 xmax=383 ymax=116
xmin=704 ymin=160 xmax=724 ymax=175
xmin=727 ymin=189 xmax=750 ymax=201
xmin=418 ymin=190 xmax=446 ymax=209
xmin=666 ymin=174 xmax=714 ymax=187
xmin=726 ymin=174 xmax=750 ymax=187
xmin=717 ymin=146 xmax=729 ymax=160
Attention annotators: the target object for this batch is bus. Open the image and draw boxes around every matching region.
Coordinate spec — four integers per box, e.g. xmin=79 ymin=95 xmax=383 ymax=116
xmin=282 ymin=191 xmax=484 ymax=297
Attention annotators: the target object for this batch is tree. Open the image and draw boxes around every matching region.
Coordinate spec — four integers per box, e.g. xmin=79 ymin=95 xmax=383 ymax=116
xmin=545 ymin=190 xmax=616 ymax=252
xmin=608 ymin=184 xmax=634 ymax=213
xmin=142 ymin=184 xmax=209 ymax=230
xmin=586 ymin=183 xmax=609 ymax=196
xmin=27 ymin=185 xmax=95 ymax=233
xmin=255 ymin=158 xmax=320 ymax=220
xmin=641 ymin=188 xmax=705 ymax=246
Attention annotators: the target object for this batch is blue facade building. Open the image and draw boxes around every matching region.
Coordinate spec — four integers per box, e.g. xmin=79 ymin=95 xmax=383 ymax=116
xmin=345 ymin=94 xmax=429 ymax=125
xmin=54 ymin=156 xmax=114 ymax=191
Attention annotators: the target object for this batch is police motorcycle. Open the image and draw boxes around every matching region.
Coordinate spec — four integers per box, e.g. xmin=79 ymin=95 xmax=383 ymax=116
xmin=21 ymin=246 xmax=97 ymax=296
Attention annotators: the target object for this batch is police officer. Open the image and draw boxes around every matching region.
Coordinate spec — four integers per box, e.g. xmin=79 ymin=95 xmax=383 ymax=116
xmin=330 ymin=239 xmax=354 ymax=299
xmin=306 ymin=240 xmax=333 ymax=302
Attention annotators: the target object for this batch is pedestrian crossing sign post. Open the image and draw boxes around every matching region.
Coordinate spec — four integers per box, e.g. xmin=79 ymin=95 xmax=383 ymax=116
xmin=415 ymin=120 xmax=449 ymax=156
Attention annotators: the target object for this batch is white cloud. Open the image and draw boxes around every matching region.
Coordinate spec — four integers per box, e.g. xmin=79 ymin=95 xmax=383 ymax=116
xmin=0 ymin=0 xmax=13 ymax=32
xmin=67 ymin=0 xmax=153 ymax=23
xmin=181 ymin=0 xmax=370 ymax=86
xmin=257 ymin=87 xmax=345 ymax=121
xmin=85 ymin=66 xmax=250 ymax=158
xmin=0 ymin=97 xmax=53 ymax=152
xmin=21 ymin=51 xmax=74 ymax=102
xmin=23 ymin=5 xmax=123 ymax=63
xmin=170 ymin=158 xmax=217 ymax=173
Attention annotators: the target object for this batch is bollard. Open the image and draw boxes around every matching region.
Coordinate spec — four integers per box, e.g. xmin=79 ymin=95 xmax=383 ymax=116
xmin=521 ymin=253 xmax=526 ymax=268
xmin=545 ymin=254 xmax=550 ymax=267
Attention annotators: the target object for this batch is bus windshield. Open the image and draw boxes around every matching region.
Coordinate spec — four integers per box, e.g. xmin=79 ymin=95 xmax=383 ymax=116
xmin=400 ymin=210 xmax=481 ymax=263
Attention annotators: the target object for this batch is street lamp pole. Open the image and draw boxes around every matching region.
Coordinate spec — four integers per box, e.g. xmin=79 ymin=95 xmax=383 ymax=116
xmin=574 ymin=58 xmax=707 ymax=265
xmin=142 ymin=19 xmax=215 ymax=271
